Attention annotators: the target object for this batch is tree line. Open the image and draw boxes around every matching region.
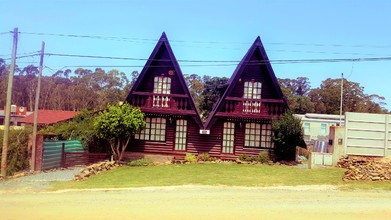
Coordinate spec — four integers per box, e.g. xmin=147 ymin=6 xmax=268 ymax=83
xmin=0 ymin=58 xmax=387 ymax=117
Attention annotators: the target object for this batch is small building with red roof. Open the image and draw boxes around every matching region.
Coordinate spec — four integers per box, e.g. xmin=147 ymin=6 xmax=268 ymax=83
xmin=17 ymin=110 xmax=78 ymax=126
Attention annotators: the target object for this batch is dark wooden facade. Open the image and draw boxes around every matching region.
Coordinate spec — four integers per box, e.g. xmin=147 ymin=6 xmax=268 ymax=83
xmin=125 ymin=33 xmax=288 ymax=159
xmin=203 ymin=36 xmax=288 ymax=159
xmin=125 ymin=33 xmax=203 ymax=157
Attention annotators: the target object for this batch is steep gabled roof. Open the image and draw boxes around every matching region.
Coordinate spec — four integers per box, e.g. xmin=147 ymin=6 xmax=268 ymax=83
xmin=205 ymin=36 xmax=288 ymax=129
xmin=125 ymin=32 xmax=203 ymax=128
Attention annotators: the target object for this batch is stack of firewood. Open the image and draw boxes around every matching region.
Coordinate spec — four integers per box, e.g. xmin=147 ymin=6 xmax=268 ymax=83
xmin=338 ymin=156 xmax=391 ymax=181
xmin=74 ymin=161 xmax=118 ymax=181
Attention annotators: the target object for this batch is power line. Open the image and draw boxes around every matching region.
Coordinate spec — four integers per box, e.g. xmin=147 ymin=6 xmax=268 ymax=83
xmin=17 ymin=31 xmax=391 ymax=49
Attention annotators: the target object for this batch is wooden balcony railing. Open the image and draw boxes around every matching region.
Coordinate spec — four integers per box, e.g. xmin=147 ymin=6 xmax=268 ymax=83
xmin=129 ymin=92 xmax=192 ymax=111
xmin=218 ymin=97 xmax=285 ymax=117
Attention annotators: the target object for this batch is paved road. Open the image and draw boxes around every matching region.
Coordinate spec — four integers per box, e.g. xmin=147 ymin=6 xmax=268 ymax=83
xmin=1 ymin=185 xmax=391 ymax=220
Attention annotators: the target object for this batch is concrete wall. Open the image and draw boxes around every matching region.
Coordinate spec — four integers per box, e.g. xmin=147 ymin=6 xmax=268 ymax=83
xmin=345 ymin=112 xmax=391 ymax=157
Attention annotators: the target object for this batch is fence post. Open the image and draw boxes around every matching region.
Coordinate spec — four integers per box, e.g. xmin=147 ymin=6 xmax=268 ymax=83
xmin=61 ymin=143 xmax=65 ymax=168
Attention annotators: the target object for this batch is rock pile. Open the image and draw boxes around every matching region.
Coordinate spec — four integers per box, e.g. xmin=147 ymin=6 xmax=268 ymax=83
xmin=338 ymin=156 xmax=391 ymax=181
xmin=74 ymin=161 xmax=118 ymax=181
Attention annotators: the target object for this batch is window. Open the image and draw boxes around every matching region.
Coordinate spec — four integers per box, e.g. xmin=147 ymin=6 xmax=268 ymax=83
xmin=153 ymin=76 xmax=171 ymax=108
xmin=245 ymin=123 xmax=273 ymax=148
xmin=222 ymin=122 xmax=235 ymax=154
xmin=320 ymin=123 xmax=327 ymax=134
xmin=260 ymin=124 xmax=273 ymax=148
xmin=243 ymin=81 xmax=262 ymax=113
xmin=135 ymin=117 xmax=166 ymax=141
xmin=175 ymin=119 xmax=187 ymax=150
xmin=304 ymin=123 xmax=310 ymax=134
xmin=244 ymin=81 xmax=262 ymax=99
xmin=245 ymin=123 xmax=260 ymax=147
xmin=153 ymin=76 xmax=171 ymax=94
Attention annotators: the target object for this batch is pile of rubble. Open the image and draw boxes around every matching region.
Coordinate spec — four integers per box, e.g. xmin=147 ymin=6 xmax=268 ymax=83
xmin=74 ymin=161 xmax=118 ymax=181
xmin=338 ymin=156 xmax=391 ymax=181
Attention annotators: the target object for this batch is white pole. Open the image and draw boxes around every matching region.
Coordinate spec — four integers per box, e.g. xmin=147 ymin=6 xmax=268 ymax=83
xmin=339 ymin=73 xmax=343 ymax=126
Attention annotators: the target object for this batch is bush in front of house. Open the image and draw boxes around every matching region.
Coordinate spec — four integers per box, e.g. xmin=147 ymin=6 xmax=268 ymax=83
xmin=185 ymin=153 xmax=197 ymax=163
xmin=0 ymin=126 xmax=32 ymax=176
xmin=238 ymin=151 xmax=271 ymax=163
xmin=197 ymin=152 xmax=217 ymax=162
xmin=252 ymin=151 xmax=271 ymax=163
xmin=128 ymin=158 xmax=153 ymax=166
xmin=272 ymin=111 xmax=306 ymax=161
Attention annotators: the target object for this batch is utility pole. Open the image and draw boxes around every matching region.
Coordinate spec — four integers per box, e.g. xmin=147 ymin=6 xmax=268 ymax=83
xmin=31 ymin=41 xmax=45 ymax=171
xmin=1 ymin=28 xmax=18 ymax=177
xmin=339 ymin=73 xmax=344 ymax=126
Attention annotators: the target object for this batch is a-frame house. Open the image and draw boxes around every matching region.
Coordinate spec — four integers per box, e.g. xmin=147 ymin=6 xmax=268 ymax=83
xmin=203 ymin=36 xmax=288 ymax=159
xmin=125 ymin=32 xmax=203 ymax=158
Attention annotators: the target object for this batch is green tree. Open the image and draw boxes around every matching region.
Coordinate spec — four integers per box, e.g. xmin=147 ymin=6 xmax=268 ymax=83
xmin=0 ymin=126 xmax=33 ymax=175
xmin=279 ymin=77 xmax=314 ymax=114
xmin=272 ymin=112 xmax=305 ymax=161
xmin=184 ymin=73 xmax=205 ymax=115
xmin=309 ymin=78 xmax=387 ymax=114
xmin=200 ymin=75 xmax=229 ymax=120
xmin=95 ymin=104 xmax=145 ymax=162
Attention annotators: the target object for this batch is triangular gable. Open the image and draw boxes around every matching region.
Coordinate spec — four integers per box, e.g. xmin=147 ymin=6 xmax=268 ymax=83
xmin=205 ymin=36 xmax=288 ymax=129
xmin=125 ymin=32 xmax=203 ymax=128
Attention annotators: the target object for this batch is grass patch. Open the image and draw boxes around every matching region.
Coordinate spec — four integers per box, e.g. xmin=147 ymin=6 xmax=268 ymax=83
xmin=52 ymin=163 xmax=391 ymax=191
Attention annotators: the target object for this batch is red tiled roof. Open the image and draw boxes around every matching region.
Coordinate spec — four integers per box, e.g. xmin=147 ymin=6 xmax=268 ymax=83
xmin=17 ymin=110 xmax=78 ymax=125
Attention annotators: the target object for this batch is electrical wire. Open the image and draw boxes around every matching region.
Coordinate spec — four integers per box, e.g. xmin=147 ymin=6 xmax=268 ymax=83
xmin=18 ymin=31 xmax=391 ymax=49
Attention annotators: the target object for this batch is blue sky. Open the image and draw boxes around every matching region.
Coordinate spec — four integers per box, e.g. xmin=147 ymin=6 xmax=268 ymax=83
xmin=1 ymin=0 xmax=391 ymax=109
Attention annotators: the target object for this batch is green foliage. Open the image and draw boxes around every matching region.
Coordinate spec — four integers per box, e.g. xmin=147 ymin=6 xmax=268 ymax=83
xmin=238 ymin=152 xmax=271 ymax=163
xmin=128 ymin=158 xmax=153 ymax=166
xmin=95 ymin=103 xmax=145 ymax=162
xmin=0 ymin=126 xmax=32 ymax=176
xmin=272 ymin=112 xmax=305 ymax=161
xmin=197 ymin=152 xmax=216 ymax=162
xmin=309 ymin=78 xmax=388 ymax=114
xmin=185 ymin=153 xmax=197 ymax=163
xmin=39 ymin=110 xmax=106 ymax=151
xmin=238 ymin=154 xmax=252 ymax=162
xmin=253 ymin=151 xmax=271 ymax=163
xmin=0 ymin=60 xmax=133 ymax=111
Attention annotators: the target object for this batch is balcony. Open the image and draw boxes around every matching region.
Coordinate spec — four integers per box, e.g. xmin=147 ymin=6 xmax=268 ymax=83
xmin=216 ymin=96 xmax=285 ymax=118
xmin=129 ymin=92 xmax=196 ymax=115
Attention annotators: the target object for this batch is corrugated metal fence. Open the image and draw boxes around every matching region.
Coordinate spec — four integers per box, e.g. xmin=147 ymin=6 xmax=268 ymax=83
xmin=42 ymin=140 xmax=85 ymax=170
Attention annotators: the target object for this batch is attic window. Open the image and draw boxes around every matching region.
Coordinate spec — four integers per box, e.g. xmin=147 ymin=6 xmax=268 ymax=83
xmin=153 ymin=76 xmax=171 ymax=94
xmin=243 ymin=81 xmax=261 ymax=99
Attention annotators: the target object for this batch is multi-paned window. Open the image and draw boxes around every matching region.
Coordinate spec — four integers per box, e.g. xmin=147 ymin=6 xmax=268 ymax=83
xmin=244 ymin=123 xmax=273 ymax=148
xmin=153 ymin=76 xmax=171 ymax=107
xmin=260 ymin=124 xmax=273 ymax=148
xmin=222 ymin=122 xmax=235 ymax=154
xmin=153 ymin=76 xmax=171 ymax=94
xmin=175 ymin=119 xmax=187 ymax=150
xmin=135 ymin=117 xmax=166 ymax=141
xmin=244 ymin=81 xmax=262 ymax=99
xmin=243 ymin=81 xmax=262 ymax=113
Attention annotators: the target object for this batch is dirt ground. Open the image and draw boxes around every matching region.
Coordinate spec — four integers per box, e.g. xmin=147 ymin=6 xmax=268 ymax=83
xmin=1 ymin=185 xmax=391 ymax=220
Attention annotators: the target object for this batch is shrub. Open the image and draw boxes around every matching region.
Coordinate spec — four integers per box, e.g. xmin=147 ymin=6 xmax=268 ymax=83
xmin=197 ymin=152 xmax=210 ymax=161
xmin=238 ymin=154 xmax=252 ymax=162
xmin=185 ymin=153 xmax=197 ymax=163
xmin=253 ymin=151 xmax=271 ymax=163
xmin=0 ymin=126 xmax=32 ymax=176
xmin=128 ymin=158 xmax=153 ymax=166
xmin=272 ymin=111 xmax=306 ymax=161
